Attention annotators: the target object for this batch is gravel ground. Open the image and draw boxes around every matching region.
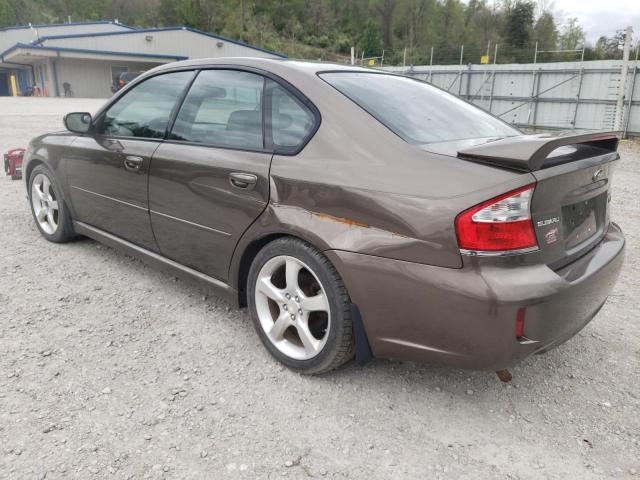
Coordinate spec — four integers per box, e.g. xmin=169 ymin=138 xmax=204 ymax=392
xmin=0 ymin=97 xmax=638 ymax=479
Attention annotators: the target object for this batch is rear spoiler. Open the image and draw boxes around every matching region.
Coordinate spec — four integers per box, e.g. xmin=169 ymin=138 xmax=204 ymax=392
xmin=457 ymin=131 xmax=620 ymax=172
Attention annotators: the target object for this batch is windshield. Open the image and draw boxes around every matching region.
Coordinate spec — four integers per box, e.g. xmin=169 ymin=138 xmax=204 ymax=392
xmin=320 ymin=72 xmax=519 ymax=144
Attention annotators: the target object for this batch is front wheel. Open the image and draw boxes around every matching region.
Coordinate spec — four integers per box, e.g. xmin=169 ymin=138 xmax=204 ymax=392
xmin=28 ymin=165 xmax=75 ymax=243
xmin=247 ymin=238 xmax=354 ymax=374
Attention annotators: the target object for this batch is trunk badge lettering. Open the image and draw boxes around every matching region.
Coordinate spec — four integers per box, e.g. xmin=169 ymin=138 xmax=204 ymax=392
xmin=545 ymin=227 xmax=559 ymax=245
xmin=537 ymin=217 xmax=560 ymax=227
xmin=593 ymin=169 xmax=603 ymax=181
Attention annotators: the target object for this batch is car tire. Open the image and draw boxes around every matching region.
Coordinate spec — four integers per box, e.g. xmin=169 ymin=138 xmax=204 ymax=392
xmin=28 ymin=164 xmax=75 ymax=243
xmin=247 ymin=237 xmax=354 ymax=374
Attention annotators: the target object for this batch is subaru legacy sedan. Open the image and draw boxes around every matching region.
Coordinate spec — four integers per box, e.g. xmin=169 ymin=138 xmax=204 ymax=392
xmin=24 ymin=58 xmax=624 ymax=374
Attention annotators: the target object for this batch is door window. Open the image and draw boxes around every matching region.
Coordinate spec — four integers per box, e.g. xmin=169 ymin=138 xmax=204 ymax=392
xmin=98 ymin=71 xmax=194 ymax=139
xmin=268 ymin=81 xmax=315 ymax=152
xmin=169 ymin=70 xmax=265 ymax=150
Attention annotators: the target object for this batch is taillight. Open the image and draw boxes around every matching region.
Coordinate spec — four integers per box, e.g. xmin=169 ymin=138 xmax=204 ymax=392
xmin=455 ymin=184 xmax=538 ymax=253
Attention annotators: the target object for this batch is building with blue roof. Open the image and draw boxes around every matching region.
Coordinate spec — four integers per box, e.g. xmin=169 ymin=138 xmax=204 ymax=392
xmin=0 ymin=21 xmax=284 ymax=97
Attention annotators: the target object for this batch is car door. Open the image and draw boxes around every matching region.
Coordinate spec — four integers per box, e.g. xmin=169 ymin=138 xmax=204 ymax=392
xmin=148 ymin=69 xmax=274 ymax=281
xmin=66 ymin=70 xmax=195 ymax=250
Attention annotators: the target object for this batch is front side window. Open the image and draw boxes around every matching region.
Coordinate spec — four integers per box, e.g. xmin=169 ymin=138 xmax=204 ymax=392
xmin=320 ymin=72 xmax=519 ymax=144
xmin=268 ymin=81 xmax=315 ymax=151
xmin=99 ymin=71 xmax=194 ymax=139
xmin=170 ymin=70 xmax=264 ymax=150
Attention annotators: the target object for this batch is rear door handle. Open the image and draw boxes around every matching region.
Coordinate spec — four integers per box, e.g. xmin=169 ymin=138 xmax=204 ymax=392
xmin=229 ymin=172 xmax=257 ymax=190
xmin=124 ymin=155 xmax=144 ymax=172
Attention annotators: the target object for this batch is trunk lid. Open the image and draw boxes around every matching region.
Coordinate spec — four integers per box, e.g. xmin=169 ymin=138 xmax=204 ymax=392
xmin=456 ymin=131 xmax=620 ymax=268
xmin=530 ymin=152 xmax=617 ymax=269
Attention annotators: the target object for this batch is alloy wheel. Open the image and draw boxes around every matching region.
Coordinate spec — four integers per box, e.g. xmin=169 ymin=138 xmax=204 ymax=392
xmin=31 ymin=173 xmax=59 ymax=235
xmin=254 ymin=255 xmax=331 ymax=360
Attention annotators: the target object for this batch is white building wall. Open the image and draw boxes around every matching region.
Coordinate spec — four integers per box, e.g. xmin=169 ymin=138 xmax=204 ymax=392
xmin=0 ymin=22 xmax=129 ymax=52
xmin=40 ymin=29 xmax=282 ymax=60
xmin=50 ymin=58 xmax=160 ymax=98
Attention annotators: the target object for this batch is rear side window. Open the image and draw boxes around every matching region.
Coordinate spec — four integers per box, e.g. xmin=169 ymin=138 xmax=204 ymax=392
xmin=268 ymin=81 xmax=315 ymax=152
xmin=170 ymin=70 xmax=265 ymax=150
xmin=320 ymin=72 xmax=519 ymax=144
xmin=99 ymin=71 xmax=194 ymax=139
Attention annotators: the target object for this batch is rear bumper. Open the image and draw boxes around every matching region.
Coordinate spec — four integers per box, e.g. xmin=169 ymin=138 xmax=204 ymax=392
xmin=326 ymin=222 xmax=625 ymax=370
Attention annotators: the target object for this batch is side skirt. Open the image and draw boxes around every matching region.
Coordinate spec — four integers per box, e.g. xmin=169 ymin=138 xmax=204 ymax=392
xmin=73 ymin=221 xmax=239 ymax=306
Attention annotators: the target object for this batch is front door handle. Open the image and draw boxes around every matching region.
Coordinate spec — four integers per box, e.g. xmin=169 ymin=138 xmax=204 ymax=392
xmin=229 ymin=172 xmax=257 ymax=190
xmin=124 ymin=155 xmax=144 ymax=172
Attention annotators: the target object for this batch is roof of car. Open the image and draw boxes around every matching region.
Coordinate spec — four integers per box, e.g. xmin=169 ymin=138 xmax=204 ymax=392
xmin=152 ymin=57 xmax=374 ymax=76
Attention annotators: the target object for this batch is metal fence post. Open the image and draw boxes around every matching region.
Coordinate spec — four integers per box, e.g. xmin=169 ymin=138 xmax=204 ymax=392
xmin=571 ymin=47 xmax=586 ymax=129
xmin=614 ymin=26 xmax=632 ymax=130
xmin=527 ymin=68 xmax=539 ymax=126
xmin=623 ymin=44 xmax=639 ymax=138
xmin=531 ymin=67 xmax=542 ymax=127
xmin=458 ymin=45 xmax=464 ymax=95
xmin=488 ymin=45 xmax=498 ymax=113
xmin=428 ymin=46 xmax=434 ymax=83
xmin=527 ymin=43 xmax=538 ymax=126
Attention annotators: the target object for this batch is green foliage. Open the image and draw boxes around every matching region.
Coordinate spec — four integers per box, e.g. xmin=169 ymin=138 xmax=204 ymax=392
xmin=0 ymin=0 xmax=18 ymax=27
xmin=504 ymin=0 xmax=535 ymax=48
xmin=558 ymin=18 xmax=585 ymax=51
xmin=359 ymin=19 xmax=381 ymax=56
xmin=0 ymin=0 xmax=603 ymax=65
xmin=533 ymin=11 xmax=557 ymax=51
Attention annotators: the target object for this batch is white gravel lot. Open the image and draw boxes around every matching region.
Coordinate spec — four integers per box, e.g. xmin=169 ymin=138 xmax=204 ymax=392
xmin=0 ymin=97 xmax=638 ymax=479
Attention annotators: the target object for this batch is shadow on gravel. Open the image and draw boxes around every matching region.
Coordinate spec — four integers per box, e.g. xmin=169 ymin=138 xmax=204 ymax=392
xmin=64 ymin=235 xmax=589 ymax=399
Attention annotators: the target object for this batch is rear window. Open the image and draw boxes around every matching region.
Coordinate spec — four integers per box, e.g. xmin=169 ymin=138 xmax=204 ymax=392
xmin=320 ymin=72 xmax=519 ymax=144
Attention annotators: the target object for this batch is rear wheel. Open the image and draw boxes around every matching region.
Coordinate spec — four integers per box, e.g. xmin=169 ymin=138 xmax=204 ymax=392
xmin=247 ymin=238 xmax=354 ymax=374
xmin=28 ymin=165 xmax=75 ymax=243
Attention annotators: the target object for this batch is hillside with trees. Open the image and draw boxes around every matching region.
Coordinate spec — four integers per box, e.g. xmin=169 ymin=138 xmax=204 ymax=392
xmin=0 ymin=0 xmax=634 ymax=65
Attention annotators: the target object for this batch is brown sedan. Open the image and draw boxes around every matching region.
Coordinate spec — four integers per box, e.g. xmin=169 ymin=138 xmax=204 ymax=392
xmin=24 ymin=58 xmax=625 ymax=374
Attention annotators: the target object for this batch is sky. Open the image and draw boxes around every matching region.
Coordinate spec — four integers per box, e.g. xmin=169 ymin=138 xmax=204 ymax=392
xmin=549 ymin=0 xmax=640 ymax=45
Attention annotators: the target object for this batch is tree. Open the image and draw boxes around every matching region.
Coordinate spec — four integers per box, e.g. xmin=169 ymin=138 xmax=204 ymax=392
xmin=0 ymin=0 xmax=593 ymax=65
xmin=0 ymin=0 xmax=17 ymax=27
xmin=399 ymin=0 xmax=431 ymax=55
xmin=374 ymin=0 xmax=397 ymax=50
xmin=558 ymin=17 xmax=584 ymax=50
xmin=358 ymin=19 xmax=382 ymax=57
xmin=533 ymin=10 xmax=557 ymax=50
xmin=504 ymin=0 xmax=535 ymax=48
xmin=463 ymin=0 xmax=499 ymax=46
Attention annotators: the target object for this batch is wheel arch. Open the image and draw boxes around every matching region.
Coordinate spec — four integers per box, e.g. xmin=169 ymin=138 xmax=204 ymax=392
xmin=24 ymin=158 xmax=45 ymax=190
xmin=233 ymin=231 xmax=328 ymax=307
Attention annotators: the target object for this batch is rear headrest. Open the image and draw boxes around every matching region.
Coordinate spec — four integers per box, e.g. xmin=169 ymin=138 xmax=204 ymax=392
xmin=227 ymin=110 xmax=262 ymax=131
xmin=273 ymin=113 xmax=292 ymax=130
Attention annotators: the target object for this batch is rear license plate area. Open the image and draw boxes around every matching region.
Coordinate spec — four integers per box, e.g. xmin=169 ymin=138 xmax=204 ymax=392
xmin=562 ymin=192 xmax=607 ymax=249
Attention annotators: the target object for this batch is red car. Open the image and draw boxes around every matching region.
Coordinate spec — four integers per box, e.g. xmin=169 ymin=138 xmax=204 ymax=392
xmin=4 ymin=148 xmax=24 ymax=180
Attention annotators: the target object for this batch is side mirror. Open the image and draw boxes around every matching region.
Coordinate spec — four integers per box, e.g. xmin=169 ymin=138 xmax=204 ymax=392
xmin=64 ymin=112 xmax=92 ymax=134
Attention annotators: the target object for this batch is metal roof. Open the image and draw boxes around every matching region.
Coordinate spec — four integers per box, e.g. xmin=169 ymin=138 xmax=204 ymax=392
xmin=34 ymin=26 xmax=287 ymax=58
xmin=0 ymin=43 xmax=187 ymax=63
xmin=0 ymin=20 xmax=133 ymax=32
